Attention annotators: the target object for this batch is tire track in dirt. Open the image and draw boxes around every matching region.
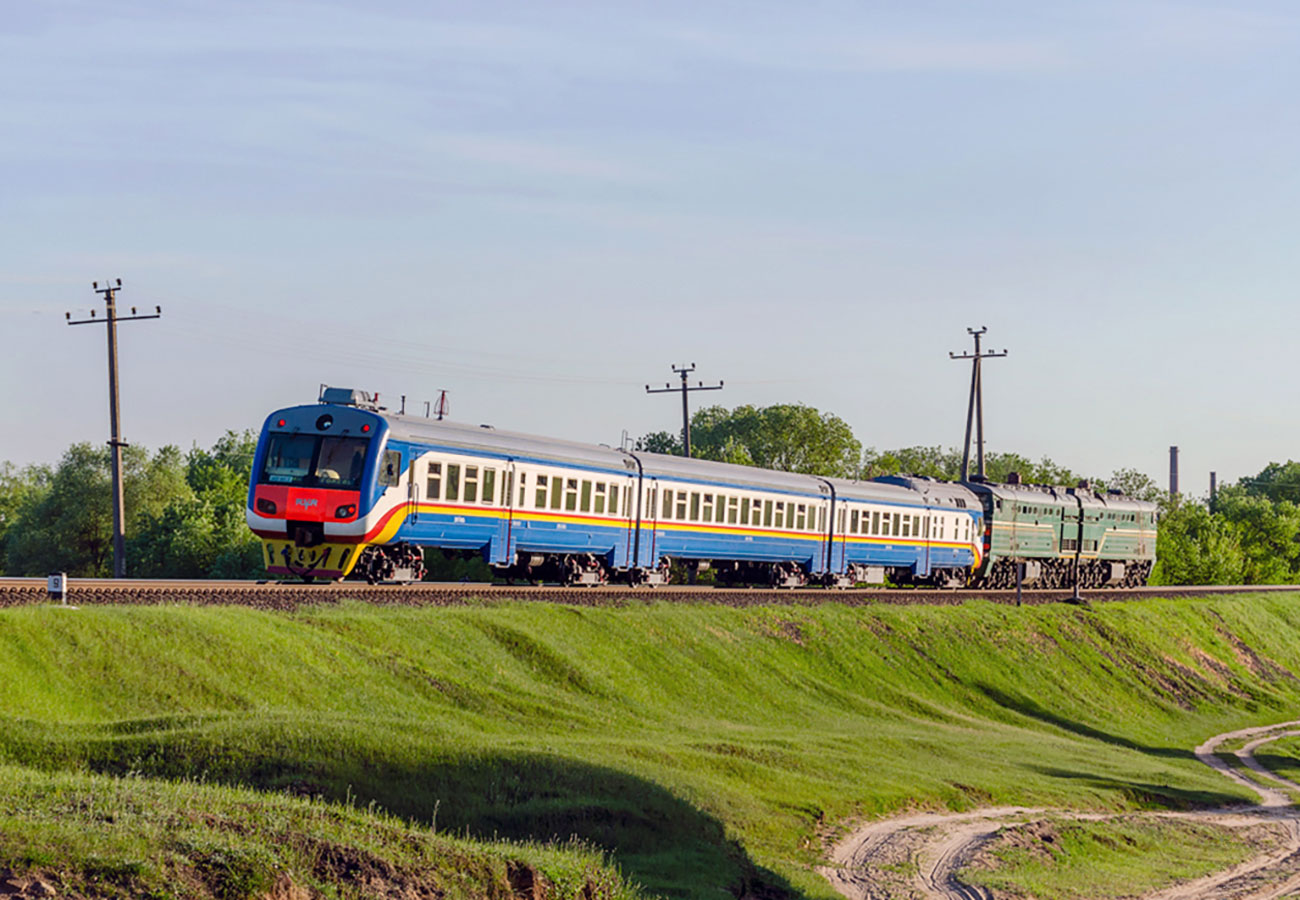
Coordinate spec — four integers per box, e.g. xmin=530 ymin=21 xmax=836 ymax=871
xmin=821 ymin=721 xmax=1300 ymax=900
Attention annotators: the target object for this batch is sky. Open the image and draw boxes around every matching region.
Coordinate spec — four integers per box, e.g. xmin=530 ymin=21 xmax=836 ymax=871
xmin=3 ymin=0 xmax=1299 ymax=495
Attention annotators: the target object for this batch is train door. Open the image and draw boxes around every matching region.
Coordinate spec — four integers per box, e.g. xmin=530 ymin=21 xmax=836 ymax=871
xmin=922 ymin=509 xmax=932 ymax=576
xmin=496 ymin=461 xmax=516 ymax=567
xmin=406 ymin=459 xmax=419 ymax=525
xmin=619 ymin=473 xmax=636 ymax=569
xmin=641 ymin=480 xmax=659 ymax=568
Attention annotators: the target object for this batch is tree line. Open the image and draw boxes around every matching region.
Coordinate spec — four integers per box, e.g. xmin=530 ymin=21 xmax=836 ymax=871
xmin=0 ymin=432 xmax=263 ymax=579
xmin=2 ymin=403 xmax=1297 ymax=585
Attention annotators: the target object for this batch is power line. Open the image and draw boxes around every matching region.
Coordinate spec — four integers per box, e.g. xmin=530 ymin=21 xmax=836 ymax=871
xmin=645 ymin=363 xmax=723 ymax=458
xmin=66 ymin=279 xmax=162 ymax=579
xmin=949 ymin=326 xmax=1007 ymax=482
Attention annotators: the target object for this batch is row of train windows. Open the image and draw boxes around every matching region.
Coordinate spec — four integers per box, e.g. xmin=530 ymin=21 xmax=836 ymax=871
xmin=658 ymin=489 xmax=824 ymax=531
xmin=847 ymin=508 xmax=925 ymax=539
xmin=531 ymin=474 xmax=629 ymax=515
xmin=425 ymin=463 xmax=632 ymax=515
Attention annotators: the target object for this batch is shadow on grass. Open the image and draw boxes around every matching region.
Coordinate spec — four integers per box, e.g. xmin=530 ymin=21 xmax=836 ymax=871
xmin=973 ymin=683 xmax=1196 ymax=761
xmin=0 ymin=721 xmax=802 ymax=900
xmin=1028 ymin=765 xmax=1246 ymax=809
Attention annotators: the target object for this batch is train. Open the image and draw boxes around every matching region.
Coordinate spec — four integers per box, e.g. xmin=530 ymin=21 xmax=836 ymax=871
xmin=245 ymin=387 xmax=1158 ymax=588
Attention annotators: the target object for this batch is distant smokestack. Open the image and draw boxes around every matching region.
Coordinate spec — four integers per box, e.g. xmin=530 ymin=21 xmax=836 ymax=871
xmin=1210 ymin=471 xmax=1217 ymax=510
xmin=1169 ymin=446 xmax=1179 ymax=498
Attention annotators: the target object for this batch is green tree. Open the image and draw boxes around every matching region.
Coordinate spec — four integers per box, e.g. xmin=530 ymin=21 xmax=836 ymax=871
xmin=1099 ymin=468 xmax=1164 ymax=502
xmin=635 ymin=431 xmax=683 ymax=455
xmin=129 ymin=431 xmax=263 ymax=578
xmin=1211 ymin=485 xmax=1300 ymax=584
xmin=1150 ymin=498 xmax=1245 ymax=585
xmin=1239 ymin=461 xmax=1300 ymax=503
xmin=4 ymin=443 xmax=191 ymax=577
xmin=688 ymin=404 xmax=862 ymax=477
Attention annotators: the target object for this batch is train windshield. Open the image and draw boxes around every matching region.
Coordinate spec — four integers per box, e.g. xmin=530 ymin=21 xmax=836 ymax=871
xmin=261 ymin=433 xmax=370 ymax=489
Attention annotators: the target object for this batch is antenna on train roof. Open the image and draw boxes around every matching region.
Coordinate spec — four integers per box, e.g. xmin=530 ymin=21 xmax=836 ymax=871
xmin=433 ymin=389 xmax=449 ymax=421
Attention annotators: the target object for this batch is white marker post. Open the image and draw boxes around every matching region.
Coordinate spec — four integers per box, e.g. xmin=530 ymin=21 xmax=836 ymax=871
xmin=47 ymin=572 xmax=70 ymax=607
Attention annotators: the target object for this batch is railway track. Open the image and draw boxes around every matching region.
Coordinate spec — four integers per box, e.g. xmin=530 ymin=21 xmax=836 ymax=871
xmin=0 ymin=578 xmax=1295 ymax=609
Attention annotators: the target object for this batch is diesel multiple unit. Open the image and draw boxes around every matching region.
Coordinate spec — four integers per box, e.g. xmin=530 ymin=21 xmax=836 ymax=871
xmin=246 ymin=388 xmax=1156 ymax=587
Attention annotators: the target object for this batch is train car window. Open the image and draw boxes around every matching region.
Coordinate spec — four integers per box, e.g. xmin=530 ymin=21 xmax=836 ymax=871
xmin=621 ymin=485 xmax=629 ymax=516
xmin=818 ymin=507 xmax=826 ymax=532
xmin=914 ymin=515 xmax=922 ymax=535
xmin=609 ymin=483 xmax=619 ymax=516
xmin=426 ymin=462 xmax=442 ymax=500
xmin=535 ymin=475 xmax=547 ymax=508
xmin=880 ymin=512 xmax=890 ymax=536
xmin=764 ymin=500 xmax=774 ymax=527
xmin=690 ymin=492 xmax=700 ymax=521
xmin=893 ymin=514 xmax=902 ymax=537
xmin=482 ymin=469 xmax=495 ymax=504
xmin=850 ymin=510 xmax=859 ymax=533
xmin=773 ymin=502 xmax=784 ymax=528
xmin=565 ymin=479 xmax=579 ymax=512
xmin=516 ymin=472 xmax=524 ymax=506
xmin=551 ymin=477 xmax=563 ymax=510
xmin=445 ymin=464 xmax=461 ymax=501
xmin=675 ymin=492 xmax=687 ymax=520
xmin=729 ymin=497 xmax=740 ymax=525
xmin=923 ymin=517 xmax=930 ymax=539
xmin=838 ymin=508 xmax=846 ymax=532
xmin=662 ymin=489 xmax=673 ymax=519
xmin=580 ymin=480 xmax=592 ymax=512
xmin=702 ymin=493 xmax=714 ymax=522
xmin=901 ymin=516 xmax=911 ymax=538
xmin=594 ymin=483 xmax=606 ymax=514
xmin=795 ymin=504 xmax=806 ymax=531
xmin=464 ymin=466 xmax=479 ymax=503
xmin=740 ymin=497 xmax=751 ymax=525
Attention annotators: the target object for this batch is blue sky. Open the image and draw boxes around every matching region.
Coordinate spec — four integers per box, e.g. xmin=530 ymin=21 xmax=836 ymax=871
xmin=3 ymin=1 xmax=1298 ymax=493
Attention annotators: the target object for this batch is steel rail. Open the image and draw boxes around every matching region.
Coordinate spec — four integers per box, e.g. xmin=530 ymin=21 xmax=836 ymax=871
xmin=0 ymin=578 xmax=1296 ymax=610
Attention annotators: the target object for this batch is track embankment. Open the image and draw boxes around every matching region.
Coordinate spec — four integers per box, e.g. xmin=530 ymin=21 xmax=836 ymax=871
xmin=1 ymin=577 xmax=1296 ymax=608
xmin=822 ymin=721 xmax=1300 ymax=900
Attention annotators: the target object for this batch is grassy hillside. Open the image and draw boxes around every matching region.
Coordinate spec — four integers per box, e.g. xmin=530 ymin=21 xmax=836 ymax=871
xmin=1 ymin=594 xmax=1300 ymax=898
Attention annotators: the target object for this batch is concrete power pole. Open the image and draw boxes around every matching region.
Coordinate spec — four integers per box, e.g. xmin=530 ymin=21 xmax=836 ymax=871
xmin=66 ymin=280 xmax=162 ymax=578
xmin=949 ymin=328 xmax=1008 ymax=481
xmin=645 ymin=363 xmax=723 ymax=458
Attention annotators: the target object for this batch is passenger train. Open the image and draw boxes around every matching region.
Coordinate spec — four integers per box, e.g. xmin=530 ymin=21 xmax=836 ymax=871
xmin=246 ymin=388 xmax=1157 ymax=587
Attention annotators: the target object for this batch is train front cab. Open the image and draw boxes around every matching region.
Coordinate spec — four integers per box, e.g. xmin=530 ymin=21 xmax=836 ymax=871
xmin=246 ymin=396 xmax=388 ymax=580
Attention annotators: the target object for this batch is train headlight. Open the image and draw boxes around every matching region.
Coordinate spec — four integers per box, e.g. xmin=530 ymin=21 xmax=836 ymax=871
xmin=335 ymin=504 xmax=356 ymax=518
xmin=256 ymin=498 xmax=277 ymax=515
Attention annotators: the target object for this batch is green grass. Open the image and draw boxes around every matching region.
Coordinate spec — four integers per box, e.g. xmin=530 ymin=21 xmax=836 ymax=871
xmin=0 ymin=762 xmax=635 ymax=899
xmin=961 ymin=816 xmax=1267 ymax=899
xmin=2 ymin=593 xmax=1300 ymax=897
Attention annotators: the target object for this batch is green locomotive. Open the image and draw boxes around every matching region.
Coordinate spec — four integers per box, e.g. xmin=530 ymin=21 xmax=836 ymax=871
xmin=964 ymin=474 xmax=1157 ymax=588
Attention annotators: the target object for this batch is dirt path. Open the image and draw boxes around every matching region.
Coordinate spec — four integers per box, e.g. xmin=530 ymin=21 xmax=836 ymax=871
xmin=820 ymin=721 xmax=1300 ymax=900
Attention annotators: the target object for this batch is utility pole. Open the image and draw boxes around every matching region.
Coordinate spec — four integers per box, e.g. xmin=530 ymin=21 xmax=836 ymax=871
xmin=66 ymin=279 xmax=161 ymax=578
xmin=645 ymin=363 xmax=723 ymax=457
xmin=949 ymin=327 xmax=1007 ymax=481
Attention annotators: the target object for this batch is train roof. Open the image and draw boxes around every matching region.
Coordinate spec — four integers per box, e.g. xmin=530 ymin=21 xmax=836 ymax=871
xmin=873 ymin=475 xmax=981 ymax=509
xmin=633 ymin=451 xmax=825 ymax=495
xmin=827 ymin=476 xmax=944 ymax=508
xmin=376 ymin=411 xmax=636 ymax=472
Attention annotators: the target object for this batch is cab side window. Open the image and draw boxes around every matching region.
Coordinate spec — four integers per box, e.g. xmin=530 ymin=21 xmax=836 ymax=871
xmin=380 ymin=449 xmax=401 ymax=487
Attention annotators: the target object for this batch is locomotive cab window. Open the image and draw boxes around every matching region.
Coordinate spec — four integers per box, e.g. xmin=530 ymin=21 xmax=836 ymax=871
xmin=263 ymin=432 xmax=374 ymax=489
